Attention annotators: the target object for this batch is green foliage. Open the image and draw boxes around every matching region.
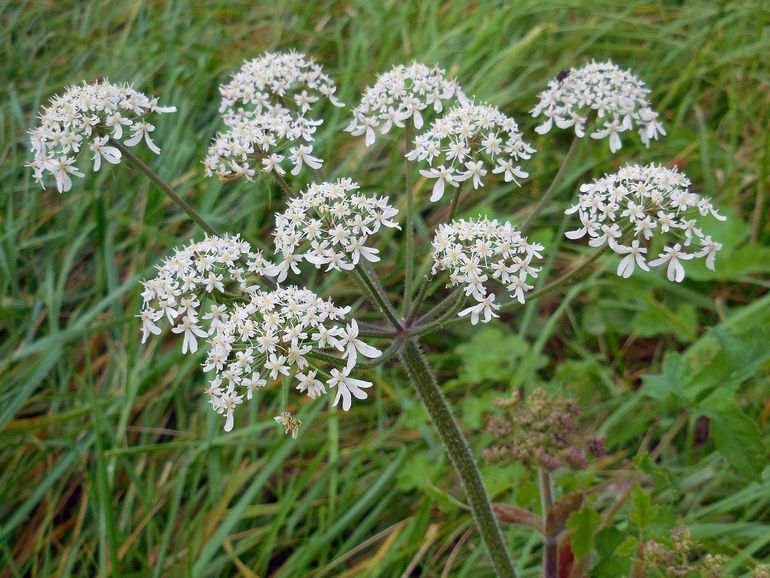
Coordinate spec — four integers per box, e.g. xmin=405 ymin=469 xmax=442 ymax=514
xmin=2 ymin=0 xmax=769 ymax=576
xmin=566 ymin=505 xmax=601 ymax=559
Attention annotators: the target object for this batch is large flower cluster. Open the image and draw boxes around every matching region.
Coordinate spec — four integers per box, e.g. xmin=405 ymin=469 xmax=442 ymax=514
xmin=27 ymin=80 xmax=176 ymax=192
xmin=272 ymin=179 xmax=400 ymax=281
xmin=138 ymin=235 xmax=380 ymax=432
xmin=345 ymin=62 xmax=467 ymax=146
xmin=205 ymin=51 xmax=342 ymax=182
xmin=138 ymin=235 xmax=273 ymax=353
xmin=407 ymin=104 xmax=534 ymax=202
xmin=432 ymin=217 xmax=544 ymax=324
xmin=531 ymin=60 xmax=665 ymax=153
xmin=565 ymin=164 xmax=725 ymax=282
xmin=204 ymin=286 xmax=380 ymax=431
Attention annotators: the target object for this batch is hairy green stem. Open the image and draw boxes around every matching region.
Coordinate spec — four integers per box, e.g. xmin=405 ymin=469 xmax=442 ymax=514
xmin=112 ymin=140 xmax=219 ymax=236
xmin=404 ymin=124 xmax=416 ymax=314
xmin=399 ymin=340 xmax=517 ymax=577
xmin=351 ymin=266 xmax=402 ymax=330
xmin=413 ymin=291 xmax=467 ymax=337
xmin=539 ymin=469 xmax=557 ymax=578
xmin=521 ymin=136 xmax=580 ymax=234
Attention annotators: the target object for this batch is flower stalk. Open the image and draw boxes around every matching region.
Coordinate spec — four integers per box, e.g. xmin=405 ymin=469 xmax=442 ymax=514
xmin=111 ymin=139 xmax=219 ymax=236
xmin=398 ymin=339 xmax=518 ymax=577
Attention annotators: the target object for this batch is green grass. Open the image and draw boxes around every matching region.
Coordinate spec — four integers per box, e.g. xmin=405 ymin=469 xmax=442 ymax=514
xmin=2 ymin=1 xmax=769 ymax=576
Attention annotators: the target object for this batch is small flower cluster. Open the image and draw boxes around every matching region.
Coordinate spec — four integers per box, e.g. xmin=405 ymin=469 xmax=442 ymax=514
xmin=643 ymin=528 xmax=728 ymax=578
xmin=432 ymin=218 xmax=543 ymax=324
xmin=565 ymin=164 xmax=725 ymax=282
xmin=484 ymin=388 xmax=605 ymax=471
xmin=204 ymin=286 xmax=380 ymax=431
xmin=272 ymin=178 xmax=400 ymax=281
xmin=27 ymin=80 xmax=176 ymax=192
xmin=407 ymin=104 xmax=534 ymax=202
xmin=531 ymin=60 xmax=665 ymax=152
xmin=205 ymin=51 xmax=342 ymax=181
xmin=345 ymin=62 xmax=467 ymax=145
xmin=138 ymin=235 xmax=273 ymax=353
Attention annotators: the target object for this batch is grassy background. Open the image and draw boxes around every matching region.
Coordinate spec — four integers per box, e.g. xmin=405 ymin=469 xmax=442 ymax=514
xmin=2 ymin=1 xmax=770 ymax=576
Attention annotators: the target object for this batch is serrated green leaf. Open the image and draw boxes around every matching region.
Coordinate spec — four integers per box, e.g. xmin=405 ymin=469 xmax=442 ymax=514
xmin=699 ymin=391 xmax=768 ymax=480
xmin=567 ymin=506 xmax=601 ymax=559
xmin=629 ymin=486 xmax=659 ymax=530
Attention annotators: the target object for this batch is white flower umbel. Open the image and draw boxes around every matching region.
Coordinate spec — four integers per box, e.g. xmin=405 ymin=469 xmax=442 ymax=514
xmin=205 ymin=51 xmax=343 ymax=182
xmin=27 ymin=80 xmax=176 ymax=192
xmin=432 ymin=217 xmax=544 ymax=324
xmin=218 ymin=51 xmax=343 ymax=126
xmin=565 ymin=164 xmax=725 ymax=282
xmin=346 ymin=62 xmax=467 ymax=146
xmin=204 ymin=286 xmax=377 ymax=430
xmin=272 ymin=178 xmax=400 ymax=281
xmin=531 ymin=60 xmax=665 ymax=153
xmin=407 ymin=104 xmax=534 ymax=202
xmin=137 ymin=234 xmax=274 ymax=351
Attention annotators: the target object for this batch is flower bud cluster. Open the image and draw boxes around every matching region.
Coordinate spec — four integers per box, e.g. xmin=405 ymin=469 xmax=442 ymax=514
xmin=531 ymin=60 xmax=665 ymax=152
xmin=205 ymin=51 xmax=342 ymax=181
xmin=431 ymin=218 xmax=543 ymax=324
xmin=27 ymin=80 xmax=176 ymax=192
xmin=138 ymin=235 xmax=380 ymax=432
xmin=484 ymin=388 xmax=604 ymax=471
xmin=565 ymin=164 xmax=725 ymax=282
xmin=345 ymin=62 xmax=467 ymax=146
xmin=643 ymin=528 xmax=728 ymax=578
xmin=407 ymin=104 xmax=534 ymax=202
xmin=272 ymin=178 xmax=400 ymax=281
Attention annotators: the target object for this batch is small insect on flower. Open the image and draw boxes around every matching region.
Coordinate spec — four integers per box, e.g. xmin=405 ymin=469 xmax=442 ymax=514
xmin=274 ymin=412 xmax=302 ymax=438
xmin=531 ymin=60 xmax=665 ymax=152
xmin=271 ymin=178 xmax=400 ymax=281
xmin=565 ymin=164 xmax=725 ymax=282
xmin=27 ymin=79 xmax=176 ymax=192
xmin=407 ymin=104 xmax=534 ymax=202
xmin=432 ymin=217 xmax=544 ymax=324
xmin=205 ymin=51 xmax=343 ymax=182
xmin=346 ymin=62 xmax=467 ymax=146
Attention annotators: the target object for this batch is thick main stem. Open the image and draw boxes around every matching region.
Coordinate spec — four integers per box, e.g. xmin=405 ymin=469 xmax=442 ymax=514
xmin=403 ymin=124 xmax=416 ymax=314
xmin=399 ymin=340 xmax=517 ymax=577
xmin=111 ymin=140 xmax=219 ymax=236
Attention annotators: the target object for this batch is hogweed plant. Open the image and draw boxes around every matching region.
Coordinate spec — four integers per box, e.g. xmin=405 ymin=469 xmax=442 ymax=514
xmin=29 ymin=54 xmax=727 ymax=577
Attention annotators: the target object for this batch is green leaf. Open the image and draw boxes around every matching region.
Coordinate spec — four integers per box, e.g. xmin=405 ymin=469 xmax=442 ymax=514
xmin=631 ymin=300 xmax=697 ymax=342
xmin=699 ymin=391 xmax=768 ymax=480
xmin=567 ymin=506 xmax=601 ymax=559
xmin=454 ymin=326 xmax=530 ymax=385
xmin=642 ymin=352 xmax=688 ymax=403
xmin=628 ymin=486 xmax=659 ymax=530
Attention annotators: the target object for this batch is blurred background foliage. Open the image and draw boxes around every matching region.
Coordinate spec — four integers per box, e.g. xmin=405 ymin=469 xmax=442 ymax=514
xmin=1 ymin=1 xmax=769 ymax=576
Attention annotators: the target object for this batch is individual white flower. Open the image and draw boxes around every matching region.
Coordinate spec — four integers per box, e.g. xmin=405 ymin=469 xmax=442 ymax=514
xmin=432 ymin=217 xmax=543 ymax=323
xmin=346 ymin=62 xmax=467 ymax=146
xmin=408 ymin=104 xmax=534 ymax=201
xmin=206 ymin=51 xmax=342 ymax=181
xmin=27 ymin=79 xmax=176 ymax=192
xmin=339 ymin=319 xmax=382 ymax=371
xmin=565 ymin=164 xmax=725 ymax=282
xmin=272 ymin=178 xmax=400 ymax=278
xmin=328 ymin=367 xmax=373 ymax=411
xmin=531 ymin=60 xmax=665 ymax=152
